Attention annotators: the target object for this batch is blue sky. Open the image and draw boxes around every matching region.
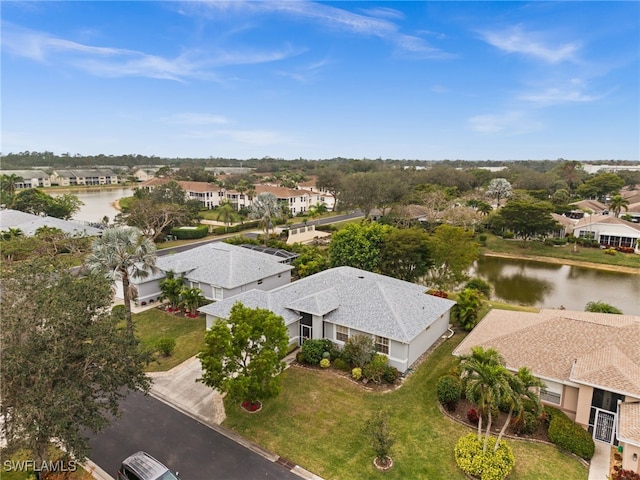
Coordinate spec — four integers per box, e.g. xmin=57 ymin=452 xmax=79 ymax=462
xmin=2 ymin=1 xmax=639 ymax=161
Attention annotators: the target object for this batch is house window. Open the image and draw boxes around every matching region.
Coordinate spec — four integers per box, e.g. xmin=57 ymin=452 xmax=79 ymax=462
xmin=540 ymin=381 xmax=563 ymax=405
xmin=214 ymin=287 xmax=223 ymax=300
xmin=336 ymin=325 xmax=349 ymax=342
xmin=375 ymin=336 xmax=389 ymax=355
xmin=579 ymin=231 xmax=595 ymax=240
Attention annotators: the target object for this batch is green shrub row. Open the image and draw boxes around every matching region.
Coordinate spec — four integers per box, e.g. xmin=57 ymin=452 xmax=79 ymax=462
xmin=212 ymin=220 xmax=261 ymax=235
xmin=545 ymin=406 xmax=595 ymax=460
xmin=171 ymin=224 xmax=208 ymax=239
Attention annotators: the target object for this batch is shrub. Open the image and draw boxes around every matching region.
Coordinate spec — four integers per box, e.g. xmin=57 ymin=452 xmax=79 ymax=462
xmin=546 ymin=406 xmax=595 ymax=460
xmin=155 ymin=337 xmax=176 ymax=357
xmin=464 ymin=278 xmax=491 ymax=298
xmin=478 ymin=234 xmax=487 ymax=245
xmin=352 ymin=367 xmax=362 ymax=380
xmin=363 ymin=354 xmax=388 ymax=384
xmin=333 ymin=357 xmax=351 ymax=372
xmin=511 ymin=411 xmax=538 ymax=435
xmin=342 ymin=335 xmax=376 ymax=368
xmin=428 ymin=289 xmax=449 ymax=299
xmin=612 ymin=469 xmax=640 ymax=480
xmin=436 ymin=375 xmax=462 ymax=412
xmin=300 ymin=339 xmax=335 ymax=365
xmin=319 ymin=358 xmax=330 ymax=368
xmin=467 ymin=408 xmax=479 ymax=425
xmin=111 ymin=304 xmax=126 ymax=321
xmin=382 ymin=366 xmax=401 ymax=384
xmin=604 ymin=248 xmax=617 ymax=255
xmin=454 ymin=433 xmax=515 ymax=480
xmin=364 ymin=410 xmax=395 ymax=465
xmin=502 ymin=231 xmax=515 ymax=239
xmin=171 ymin=224 xmax=208 ymax=240
xmin=322 ymin=351 xmax=331 ymax=360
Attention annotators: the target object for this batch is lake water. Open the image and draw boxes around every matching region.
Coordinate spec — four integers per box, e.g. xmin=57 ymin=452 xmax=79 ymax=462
xmin=470 ymin=256 xmax=640 ymax=315
xmin=53 ymin=187 xmax=134 ymax=223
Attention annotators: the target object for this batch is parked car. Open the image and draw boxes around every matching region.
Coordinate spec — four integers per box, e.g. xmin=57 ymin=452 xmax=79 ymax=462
xmin=117 ymin=451 xmax=179 ymax=480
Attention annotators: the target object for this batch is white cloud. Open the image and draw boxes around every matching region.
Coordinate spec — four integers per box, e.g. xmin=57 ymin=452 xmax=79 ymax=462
xmin=192 ymin=0 xmax=451 ymax=59
xmin=518 ymin=78 xmax=607 ymax=106
xmin=1 ymin=22 xmax=299 ymax=81
xmin=481 ymin=25 xmax=580 ymax=63
xmin=469 ymin=111 xmax=542 ymax=135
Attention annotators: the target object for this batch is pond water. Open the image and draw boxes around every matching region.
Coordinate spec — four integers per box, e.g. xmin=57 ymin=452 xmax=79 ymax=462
xmin=53 ymin=187 xmax=134 ymax=223
xmin=470 ymin=256 xmax=640 ymax=315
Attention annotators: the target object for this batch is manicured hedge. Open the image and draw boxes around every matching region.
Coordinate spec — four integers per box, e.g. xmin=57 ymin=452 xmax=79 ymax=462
xmin=545 ymin=406 xmax=595 ymax=460
xmin=171 ymin=225 xmax=208 ymax=239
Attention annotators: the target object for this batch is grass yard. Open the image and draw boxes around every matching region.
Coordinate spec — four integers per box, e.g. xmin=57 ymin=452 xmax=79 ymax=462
xmin=482 ymin=233 xmax=640 ymax=270
xmin=133 ymin=308 xmax=205 ymax=372
xmin=222 ymin=331 xmax=588 ymax=480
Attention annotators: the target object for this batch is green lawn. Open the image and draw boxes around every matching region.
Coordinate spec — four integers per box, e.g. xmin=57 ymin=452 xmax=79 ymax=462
xmin=222 ymin=331 xmax=588 ymax=480
xmin=482 ymin=233 xmax=640 ymax=270
xmin=133 ymin=308 xmax=205 ymax=372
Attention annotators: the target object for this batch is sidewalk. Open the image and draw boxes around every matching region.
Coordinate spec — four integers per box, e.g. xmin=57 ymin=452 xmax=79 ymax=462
xmin=588 ymin=442 xmax=611 ymax=480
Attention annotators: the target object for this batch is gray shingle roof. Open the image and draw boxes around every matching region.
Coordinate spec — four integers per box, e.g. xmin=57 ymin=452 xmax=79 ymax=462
xmin=154 ymin=242 xmax=292 ymax=288
xmin=0 ymin=209 xmax=102 ymax=236
xmin=200 ymin=266 xmax=455 ymax=343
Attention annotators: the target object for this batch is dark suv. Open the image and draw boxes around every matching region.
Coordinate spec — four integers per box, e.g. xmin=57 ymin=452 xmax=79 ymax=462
xmin=117 ymin=451 xmax=179 ymax=480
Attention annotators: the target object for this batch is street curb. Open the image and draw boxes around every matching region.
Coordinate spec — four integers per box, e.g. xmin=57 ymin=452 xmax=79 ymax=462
xmin=147 ymin=389 xmax=324 ymax=480
xmin=84 ymin=459 xmax=115 ymax=480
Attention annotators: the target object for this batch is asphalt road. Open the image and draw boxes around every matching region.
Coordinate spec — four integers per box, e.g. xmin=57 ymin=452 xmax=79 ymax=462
xmin=88 ymin=390 xmax=302 ymax=480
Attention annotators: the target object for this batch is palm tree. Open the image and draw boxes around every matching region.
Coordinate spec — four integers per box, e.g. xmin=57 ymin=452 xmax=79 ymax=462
xmin=459 ymin=347 xmax=508 ymax=451
xmin=249 ymin=192 xmax=282 ymax=246
xmin=454 ymin=288 xmax=483 ymax=331
xmin=1 ymin=227 xmax=24 ymax=240
xmin=213 ymin=201 xmax=239 ymax=232
xmin=494 ymin=367 xmax=545 ymax=450
xmin=180 ymin=286 xmax=205 ymax=317
xmin=159 ymin=270 xmax=184 ymax=312
xmin=609 ymin=195 xmax=629 ymax=217
xmin=85 ymin=227 xmax=158 ymax=333
xmin=0 ymin=173 xmax=23 ymax=205
xmin=308 ymin=202 xmax=328 ymax=225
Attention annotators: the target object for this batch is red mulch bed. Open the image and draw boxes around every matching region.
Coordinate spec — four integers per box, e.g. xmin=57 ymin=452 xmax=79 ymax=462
xmin=445 ymin=398 xmax=551 ymax=443
xmin=158 ymin=305 xmax=201 ymax=318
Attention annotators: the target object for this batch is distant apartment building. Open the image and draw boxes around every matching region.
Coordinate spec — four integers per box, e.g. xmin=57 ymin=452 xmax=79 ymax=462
xmin=51 ymin=169 xmax=119 ymax=186
xmin=138 ymin=178 xmax=334 ymax=213
xmin=0 ymin=170 xmax=51 ymax=188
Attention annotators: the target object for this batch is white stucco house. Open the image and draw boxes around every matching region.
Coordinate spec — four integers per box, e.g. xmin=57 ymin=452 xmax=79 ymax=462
xmin=453 ymin=309 xmax=640 ymax=474
xmin=573 ymin=214 xmax=640 ymax=251
xmin=199 ymin=266 xmax=456 ymax=373
xmin=116 ymin=242 xmax=293 ymax=305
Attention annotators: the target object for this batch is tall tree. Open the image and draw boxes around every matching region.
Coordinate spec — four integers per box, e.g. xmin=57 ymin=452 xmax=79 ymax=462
xmin=576 ymin=172 xmax=624 ymax=201
xmin=316 ymin=168 xmax=343 ymax=211
xmin=249 ymin=192 xmax=283 ymax=246
xmin=85 ymin=227 xmax=158 ymax=333
xmin=378 ymin=227 xmax=432 ymax=282
xmin=328 ymin=222 xmax=391 ymax=271
xmin=494 ymin=200 xmax=559 ymax=246
xmin=117 ymin=198 xmax=193 ymax=241
xmin=338 ymin=172 xmax=383 ymax=219
xmin=11 ymin=188 xmax=82 ymax=219
xmin=427 ymin=225 xmax=479 ymax=290
xmin=486 ymin=178 xmax=512 ymax=207
xmin=1 ymin=258 xmax=150 ymax=464
xmin=198 ymin=302 xmax=289 ymax=406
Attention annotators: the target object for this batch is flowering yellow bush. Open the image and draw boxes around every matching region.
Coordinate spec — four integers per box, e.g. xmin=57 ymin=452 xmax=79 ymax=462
xmin=454 ymin=433 xmax=514 ymax=480
xmin=320 ymin=358 xmax=330 ymax=368
xmin=352 ymin=367 xmax=362 ymax=380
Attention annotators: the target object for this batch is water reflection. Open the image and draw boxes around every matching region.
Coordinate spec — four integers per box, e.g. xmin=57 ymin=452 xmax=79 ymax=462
xmin=470 ymin=256 xmax=640 ymax=314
